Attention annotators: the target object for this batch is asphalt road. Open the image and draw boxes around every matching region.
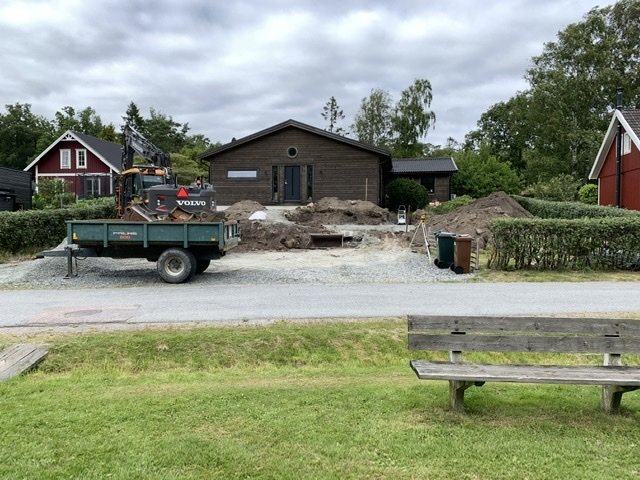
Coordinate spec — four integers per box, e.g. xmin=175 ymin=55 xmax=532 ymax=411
xmin=1 ymin=281 xmax=639 ymax=332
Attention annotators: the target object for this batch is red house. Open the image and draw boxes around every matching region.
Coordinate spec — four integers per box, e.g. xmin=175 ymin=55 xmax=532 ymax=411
xmin=589 ymin=109 xmax=640 ymax=210
xmin=24 ymin=130 xmax=121 ymax=199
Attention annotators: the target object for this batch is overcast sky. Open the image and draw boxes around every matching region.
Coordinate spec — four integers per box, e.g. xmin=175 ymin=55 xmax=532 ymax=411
xmin=0 ymin=0 xmax=616 ymax=148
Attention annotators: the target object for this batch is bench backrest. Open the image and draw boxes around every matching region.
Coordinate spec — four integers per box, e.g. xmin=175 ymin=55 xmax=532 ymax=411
xmin=408 ymin=315 xmax=640 ymax=354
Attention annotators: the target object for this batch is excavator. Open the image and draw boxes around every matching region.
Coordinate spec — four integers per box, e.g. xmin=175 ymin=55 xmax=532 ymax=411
xmin=116 ymin=124 xmax=219 ymax=221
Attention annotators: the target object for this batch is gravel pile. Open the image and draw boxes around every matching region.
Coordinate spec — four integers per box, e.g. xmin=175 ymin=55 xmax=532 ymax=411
xmin=0 ymin=242 xmax=471 ymax=290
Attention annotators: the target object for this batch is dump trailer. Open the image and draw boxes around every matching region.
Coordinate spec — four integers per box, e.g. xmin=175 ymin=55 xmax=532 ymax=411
xmin=40 ymin=219 xmax=240 ymax=284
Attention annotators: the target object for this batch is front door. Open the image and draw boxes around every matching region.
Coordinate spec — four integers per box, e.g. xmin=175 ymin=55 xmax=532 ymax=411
xmin=284 ymin=166 xmax=301 ymax=202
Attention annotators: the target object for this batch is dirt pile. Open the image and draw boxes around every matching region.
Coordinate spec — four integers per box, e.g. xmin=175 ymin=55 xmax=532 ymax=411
xmin=223 ymin=200 xmax=265 ymax=222
xmin=222 ymin=200 xmax=328 ymax=251
xmin=285 ymin=197 xmax=391 ymax=225
xmin=419 ymin=191 xmax=532 ymax=248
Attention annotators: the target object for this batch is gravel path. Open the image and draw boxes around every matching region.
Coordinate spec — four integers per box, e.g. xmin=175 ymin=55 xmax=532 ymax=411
xmin=0 ymin=241 xmax=469 ymax=290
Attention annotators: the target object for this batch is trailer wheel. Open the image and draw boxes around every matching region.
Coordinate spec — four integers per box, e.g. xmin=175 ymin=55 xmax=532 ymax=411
xmin=157 ymin=248 xmax=196 ymax=284
xmin=195 ymin=259 xmax=211 ymax=274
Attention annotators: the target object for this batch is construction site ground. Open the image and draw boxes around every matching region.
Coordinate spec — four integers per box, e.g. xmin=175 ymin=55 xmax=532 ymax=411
xmin=0 ymin=192 xmax=533 ymax=289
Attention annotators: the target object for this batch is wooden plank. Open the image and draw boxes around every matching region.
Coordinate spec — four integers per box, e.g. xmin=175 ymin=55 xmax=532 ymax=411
xmin=408 ymin=333 xmax=640 ymax=354
xmin=408 ymin=315 xmax=640 ymax=336
xmin=0 ymin=344 xmax=48 ymax=381
xmin=410 ymin=360 xmax=640 ymax=386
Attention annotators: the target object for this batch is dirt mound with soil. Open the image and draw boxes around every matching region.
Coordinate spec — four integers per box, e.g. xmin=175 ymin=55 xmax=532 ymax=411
xmin=234 ymin=221 xmax=328 ymax=252
xmin=223 ymin=200 xmax=266 ymax=222
xmin=222 ymin=200 xmax=329 ymax=251
xmin=285 ymin=197 xmax=391 ymax=225
xmin=418 ymin=191 xmax=532 ymax=248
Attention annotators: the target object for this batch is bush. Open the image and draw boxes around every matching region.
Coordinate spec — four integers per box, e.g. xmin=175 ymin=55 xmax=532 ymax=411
xmin=488 ymin=216 xmax=640 ymax=270
xmin=452 ymin=147 xmax=521 ymax=198
xmin=512 ymin=195 xmax=640 ymax=219
xmin=0 ymin=199 xmax=116 ymax=253
xmin=578 ymin=183 xmax=598 ymax=205
xmin=386 ymin=178 xmax=428 ymax=211
xmin=525 ymin=174 xmax=581 ymax=202
xmin=426 ymin=195 xmax=475 ymax=215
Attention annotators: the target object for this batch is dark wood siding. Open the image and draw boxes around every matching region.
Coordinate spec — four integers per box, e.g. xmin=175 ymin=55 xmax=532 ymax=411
xmin=208 ymin=128 xmax=384 ymax=205
xmin=0 ymin=166 xmax=32 ymax=209
xmin=598 ymin=128 xmax=640 ymax=210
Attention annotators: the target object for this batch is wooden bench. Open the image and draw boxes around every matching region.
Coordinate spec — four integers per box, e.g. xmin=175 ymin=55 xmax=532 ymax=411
xmin=408 ymin=315 xmax=640 ymax=413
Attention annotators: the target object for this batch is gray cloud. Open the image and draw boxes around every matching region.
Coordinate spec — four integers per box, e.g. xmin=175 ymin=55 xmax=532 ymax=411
xmin=0 ymin=0 xmax=615 ymax=147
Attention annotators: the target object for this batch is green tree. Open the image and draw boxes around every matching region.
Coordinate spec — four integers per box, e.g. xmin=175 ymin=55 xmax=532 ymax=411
xmin=469 ymin=0 xmax=640 ymax=183
xmin=386 ymin=178 xmax=428 ymax=210
xmin=526 ymin=174 xmax=582 ymax=201
xmin=0 ymin=103 xmax=54 ymax=169
xmin=321 ymin=96 xmax=346 ymax=135
xmin=452 ymin=146 xmax=521 ymax=198
xmin=352 ymin=88 xmax=393 ymax=148
xmin=122 ymin=101 xmax=146 ymax=133
xmin=391 ymin=78 xmax=436 ymax=157
xmin=54 ymin=105 xmax=116 ymax=141
xmin=141 ymin=108 xmax=189 ymax=153
xmin=465 ymin=93 xmax=531 ymax=173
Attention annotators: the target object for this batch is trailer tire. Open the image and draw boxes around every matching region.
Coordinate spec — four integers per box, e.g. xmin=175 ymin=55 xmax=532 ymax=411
xmin=195 ymin=259 xmax=211 ymax=274
xmin=157 ymin=248 xmax=196 ymax=284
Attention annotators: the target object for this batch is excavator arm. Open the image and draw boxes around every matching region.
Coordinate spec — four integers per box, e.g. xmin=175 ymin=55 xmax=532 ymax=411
xmin=121 ymin=124 xmax=172 ymax=171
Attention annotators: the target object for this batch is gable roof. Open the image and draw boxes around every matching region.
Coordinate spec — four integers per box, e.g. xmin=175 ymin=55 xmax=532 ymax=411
xmin=199 ymin=119 xmax=392 ymax=159
xmin=589 ymin=109 xmax=640 ymax=179
xmin=24 ymin=130 xmax=121 ymax=172
xmin=392 ymin=157 xmax=458 ymax=174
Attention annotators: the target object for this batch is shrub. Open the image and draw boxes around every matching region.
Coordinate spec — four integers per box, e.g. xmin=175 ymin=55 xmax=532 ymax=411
xmin=525 ymin=174 xmax=581 ymax=202
xmin=512 ymin=195 xmax=640 ymax=219
xmin=488 ymin=216 xmax=640 ymax=270
xmin=0 ymin=199 xmax=116 ymax=253
xmin=578 ymin=183 xmax=598 ymax=205
xmin=426 ymin=195 xmax=475 ymax=215
xmin=386 ymin=178 xmax=428 ymax=211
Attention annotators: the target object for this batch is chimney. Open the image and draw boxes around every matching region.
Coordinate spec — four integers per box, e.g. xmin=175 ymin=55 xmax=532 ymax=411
xmin=616 ymin=87 xmax=623 ymax=110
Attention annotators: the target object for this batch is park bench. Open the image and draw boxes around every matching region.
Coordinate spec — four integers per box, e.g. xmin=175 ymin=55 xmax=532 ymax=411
xmin=408 ymin=315 xmax=640 ymax=413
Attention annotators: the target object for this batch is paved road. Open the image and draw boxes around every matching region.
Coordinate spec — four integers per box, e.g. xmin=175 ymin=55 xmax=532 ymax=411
xmin=1 ymin=282 xmax=639 ymax=332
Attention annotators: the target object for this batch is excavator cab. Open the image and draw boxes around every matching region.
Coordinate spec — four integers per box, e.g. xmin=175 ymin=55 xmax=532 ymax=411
xmin=117 ymin=125 xmax=217 ymax=220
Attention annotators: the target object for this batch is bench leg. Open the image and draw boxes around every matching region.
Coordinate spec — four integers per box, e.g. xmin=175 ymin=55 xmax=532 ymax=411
xmin=449 ymin=381 xmax=481 ymax=412
xmin=602 ymin=386 xmax=639 ymax=414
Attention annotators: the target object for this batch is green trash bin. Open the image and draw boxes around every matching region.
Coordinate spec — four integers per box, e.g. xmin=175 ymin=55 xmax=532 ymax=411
xmin=434 ymin=231 xmax=455 ymax=269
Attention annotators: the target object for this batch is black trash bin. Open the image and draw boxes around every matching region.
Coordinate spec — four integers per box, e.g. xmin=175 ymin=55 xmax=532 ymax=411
xmin=434 ymin=231 xmax=455 ymax=269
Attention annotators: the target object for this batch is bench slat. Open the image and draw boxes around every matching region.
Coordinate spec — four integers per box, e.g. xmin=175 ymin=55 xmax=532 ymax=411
xmin=0 ymin=344 xmax=48 ymax=381
xmin=409 ymin=333 xmax=640 ymax=354
xmin=410 ymin=360 xmax=640 ymax=386
xmin=408 ymin=315 xmax=640 ymax=336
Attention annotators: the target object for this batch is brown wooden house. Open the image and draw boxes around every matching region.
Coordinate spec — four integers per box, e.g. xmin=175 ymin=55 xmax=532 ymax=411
xmin=24 ymin=131 xmax=121 ymax=199
xmin=389 ymin=157 xmax=458 ymax=203
xmin=589 ymin=109 xmax=640 ymax=210
xmin=199 ymin=119 xmax=392 ymax=205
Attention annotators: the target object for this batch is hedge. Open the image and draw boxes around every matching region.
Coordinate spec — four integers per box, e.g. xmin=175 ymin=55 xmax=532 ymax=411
xmin=488 ymin=217 xmax=640 ymax=270
xmin=0 ymin=200 xmax=116 ymax=253
xmin=512 ymin=195 xmax=640 ymax=219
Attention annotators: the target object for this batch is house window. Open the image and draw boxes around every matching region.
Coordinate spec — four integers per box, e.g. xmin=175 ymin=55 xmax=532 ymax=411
xmin=622 ymin=133 xmax=631 ymax=155
xmin=60 ymin=149 xmax=71 ymax=169
xmin=84 ymin=177 xmax=100 ymax=197
xmin=76 ymin=149 xmax=87 ymax=169
xmin=423 ymin=176 xmax=435 ymax=193
xmin=287 ymin=146 xmax=298 ymax=158
xmin=227 ymin=170 xmax=257 ymax=179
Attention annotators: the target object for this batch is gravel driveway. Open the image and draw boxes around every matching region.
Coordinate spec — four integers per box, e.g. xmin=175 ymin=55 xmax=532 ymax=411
xmin=0 ymin=242 xmax=469 ymax=290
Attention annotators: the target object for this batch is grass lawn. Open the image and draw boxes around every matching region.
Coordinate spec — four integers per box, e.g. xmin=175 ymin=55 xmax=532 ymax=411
xmin=1 ymin=320 xmax=640 ymax=479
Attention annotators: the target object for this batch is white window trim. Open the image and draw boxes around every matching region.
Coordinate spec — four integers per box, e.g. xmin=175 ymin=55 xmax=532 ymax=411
xmin=622 ymin=133 xmax=631 ymax=155
xmin=60 ymin=149 xmax=71 ymax=169
xmin=227 ymin=169 xmax=258 ymax=179
xmin=76 ymin=149 xmax=87 ymax=169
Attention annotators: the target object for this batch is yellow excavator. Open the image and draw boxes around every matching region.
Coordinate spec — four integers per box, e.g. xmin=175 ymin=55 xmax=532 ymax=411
xmin=116 ymin=124 xmax=218 ymax=221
